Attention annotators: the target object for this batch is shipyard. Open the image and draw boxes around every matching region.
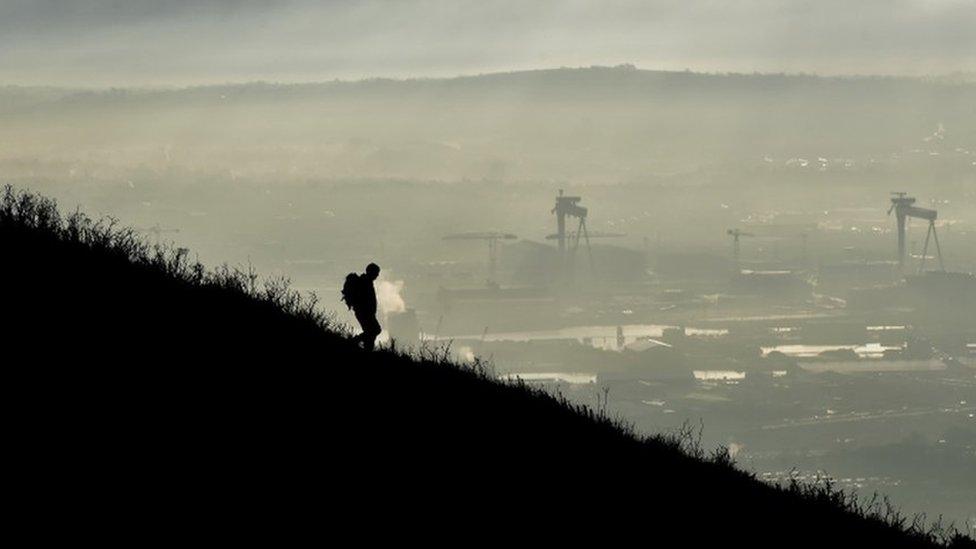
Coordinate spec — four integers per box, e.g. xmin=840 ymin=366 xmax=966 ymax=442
xmin=4 ymin=63 xmax=975 ymax=533
xmin=20 ymin=150 xmax=974 ymax=525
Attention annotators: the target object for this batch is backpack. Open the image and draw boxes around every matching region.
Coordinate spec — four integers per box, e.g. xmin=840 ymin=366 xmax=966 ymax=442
xmin=341 ymin=272 xmax=361 ymax=310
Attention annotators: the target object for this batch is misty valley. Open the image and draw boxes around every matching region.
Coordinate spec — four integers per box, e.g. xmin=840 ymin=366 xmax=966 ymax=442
xmin=3 ymin=67 xmax=975 ymax=536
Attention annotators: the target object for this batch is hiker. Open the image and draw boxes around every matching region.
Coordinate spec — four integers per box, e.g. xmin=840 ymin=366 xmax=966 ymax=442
xmin=342 ymin=262 xmax=382 ymax=351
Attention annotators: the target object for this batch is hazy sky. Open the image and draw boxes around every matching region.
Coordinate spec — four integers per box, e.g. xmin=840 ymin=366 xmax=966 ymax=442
xmin=1 ymin=0 xmax=974 ymax=86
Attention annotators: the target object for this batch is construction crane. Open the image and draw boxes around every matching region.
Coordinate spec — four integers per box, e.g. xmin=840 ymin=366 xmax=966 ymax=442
xmin=550 ymin=190 xmax=623 ymax=275
xmin=726 ymin=228 xmax=754 ymax=271
xmin=888 ymin=192 xmax=944 ymax=273
xmin=443 ymin=231 xmax=518 ymax=284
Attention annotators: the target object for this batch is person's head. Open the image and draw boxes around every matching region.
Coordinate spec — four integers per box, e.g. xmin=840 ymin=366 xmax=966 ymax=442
xmin=365 ymin=262 xmax=381 ymax=280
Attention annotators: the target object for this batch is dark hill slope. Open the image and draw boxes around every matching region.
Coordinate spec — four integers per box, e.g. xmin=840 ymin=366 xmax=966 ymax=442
xmin=2 ymin=187 xmax=972 ymax=547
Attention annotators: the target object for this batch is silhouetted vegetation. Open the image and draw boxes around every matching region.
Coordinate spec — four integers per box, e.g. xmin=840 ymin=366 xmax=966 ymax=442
xmin=3 ymin=186 xmax=972 ymax=547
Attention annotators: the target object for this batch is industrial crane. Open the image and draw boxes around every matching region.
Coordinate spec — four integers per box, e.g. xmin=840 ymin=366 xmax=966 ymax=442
xmin=888 ymin=192 xmax=944 ymax=273
xmin=443 ymin=231 xmax=518 ymax=285
xmin=550 ymin=190 xmax=623 ymax=275
xmin=726 ymin=228 xmax=754 ymax=271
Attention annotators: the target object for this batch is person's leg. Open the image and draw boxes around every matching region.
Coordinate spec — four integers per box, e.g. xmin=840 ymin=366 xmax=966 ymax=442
xmin=354 ymin=310 xmax=370 ymax=348
xmin=363 ymin=314 xmax=381 ymax=351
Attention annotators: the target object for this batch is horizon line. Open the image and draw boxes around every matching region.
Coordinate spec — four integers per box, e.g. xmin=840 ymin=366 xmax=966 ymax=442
xmin=3 ymin=64 xmax=975 ymax=92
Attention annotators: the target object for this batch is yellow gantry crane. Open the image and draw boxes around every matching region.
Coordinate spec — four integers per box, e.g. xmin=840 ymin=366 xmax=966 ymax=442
xmin=549 ymin=190 xmax=623 ymax=276
xmin=888 ymin=192 xmax=944 ymax=273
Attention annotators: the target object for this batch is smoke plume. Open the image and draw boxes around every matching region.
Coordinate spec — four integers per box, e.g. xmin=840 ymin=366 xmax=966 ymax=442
xmin=376 ymin=278 xmax=406 ymax=317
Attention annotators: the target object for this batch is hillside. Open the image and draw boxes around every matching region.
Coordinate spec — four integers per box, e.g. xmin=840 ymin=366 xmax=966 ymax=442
xmin=3 ymin=186 xmax=973 ymax=547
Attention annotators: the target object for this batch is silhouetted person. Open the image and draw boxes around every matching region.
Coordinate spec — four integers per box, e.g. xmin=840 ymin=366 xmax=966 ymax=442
xmin=342 ymin=263 xmax=382 ymax=351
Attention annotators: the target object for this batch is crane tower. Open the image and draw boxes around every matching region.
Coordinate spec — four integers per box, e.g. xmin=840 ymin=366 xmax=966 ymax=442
xmin=888 ymin=192 xmax=944 ymax=273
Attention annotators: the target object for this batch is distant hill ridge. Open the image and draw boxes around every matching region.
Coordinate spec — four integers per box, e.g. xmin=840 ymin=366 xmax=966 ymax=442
xmin=4 ymin=65 xmax=976 ymax=100
xmin=4 ymin=65 xmax=973 ymax=179
xmin=2 ymin=186 xmax=973 ymax=547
